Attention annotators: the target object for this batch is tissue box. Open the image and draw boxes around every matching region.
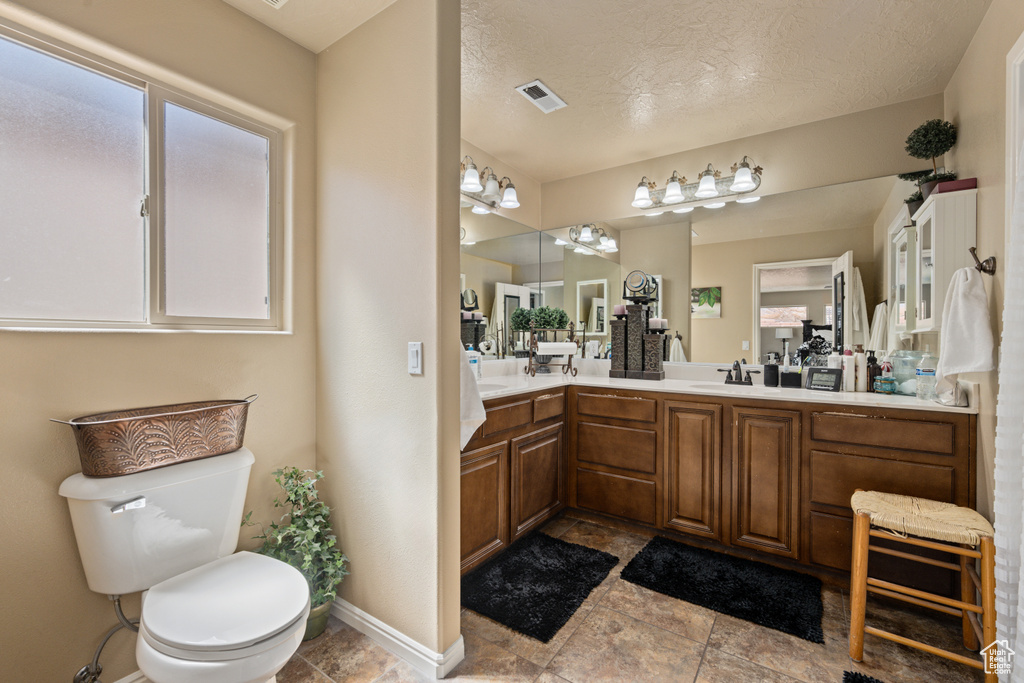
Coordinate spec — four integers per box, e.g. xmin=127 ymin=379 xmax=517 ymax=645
xmin=780 ymin=370 xmax=803 ymax=388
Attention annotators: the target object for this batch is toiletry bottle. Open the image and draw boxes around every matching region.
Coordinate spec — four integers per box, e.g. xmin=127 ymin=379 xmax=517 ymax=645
xmin=466 ymin=345 xmax=482 ymax=380
xmin=880 ymin=354 xmax=893 ymax=378
xmin=916 ymin=345 xmax=938 ymax=401
xmin=866 ymin=350 xmax=881 ymax=393
xmin=827 ymin=348 xmax=842 ymax=370
xmin=854 ymin=344 xmax=867 ymax=392
xmin=842 ymin=349 xmax=855 ymax=391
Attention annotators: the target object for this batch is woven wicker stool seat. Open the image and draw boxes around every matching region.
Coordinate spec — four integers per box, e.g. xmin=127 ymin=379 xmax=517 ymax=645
xmin=848 ymin=490 xmax=996 ymax=682
xmin=851 ymin=491 xmax=994 ymax=545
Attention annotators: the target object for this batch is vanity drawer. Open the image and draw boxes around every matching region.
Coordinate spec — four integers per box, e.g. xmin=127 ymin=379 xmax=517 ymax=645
xmin=576 ymin=468 xmax=656 ymax=525
xmin=482 ymin=399 xmax=533 ymax=437
xmin=533 ymin=392 xmax=565 ymax=423
xmin=809 ymin=451 xmax=955 ymax=508
xmin=576 ymin=422 xmax=657 ymax=474
xmin=810 ymin=412 xmax=954 ymax=455
xmin=576 ymin=392 xmax=657 ymax=423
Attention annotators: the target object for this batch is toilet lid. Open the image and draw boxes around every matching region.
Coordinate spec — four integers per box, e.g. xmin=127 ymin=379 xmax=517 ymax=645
xmin=143 ymin=551 xmax=310 ymax=652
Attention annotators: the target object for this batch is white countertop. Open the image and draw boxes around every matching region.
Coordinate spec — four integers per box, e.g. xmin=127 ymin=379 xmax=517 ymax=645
xmin=473 ymin=360 xmax=977 ymax=414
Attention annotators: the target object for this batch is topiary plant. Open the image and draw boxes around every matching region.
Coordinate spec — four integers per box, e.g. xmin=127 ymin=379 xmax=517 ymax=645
xmin=245 ymin=467 xmax=350 ymax=608
xmin=531 ymin=306 xmax=570 ymax=329
xmin=904 ymin=189 xmax=923 ymax=205
xmin=509 ymin=306 xmax=533 ymax=331
xmin=905 ymin=119 xmax=957 ymax=175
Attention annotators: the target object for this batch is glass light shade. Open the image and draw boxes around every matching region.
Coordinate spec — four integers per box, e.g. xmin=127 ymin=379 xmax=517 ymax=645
xmin=649 ymin=211 xmax=665 ymax=216
xmin=704 ymin=201 xmax=726 ymax=209
xmin=631 ymin=182 xmax=653 ymax=208
xmin=736 ymin=195 xmax=760 ymax=203
xmin=554 ymin=238 xmax=567 ymax=245
xmin=695 ymin=172 xmax=719 ymax=198
xmin=460 ymin=163 xmax=482 ymax=192
xmin=605 ymin=244 xmax=618 ymax=253
xmin=599 ymin=235 xmax=609 ymax=244
xmin=672 ymin=206 xmax=694 ymax=214
xmin=471 ymin=205 xmax=490 ymax=214
xmin=663 ymin=178 xmax=684 ymax=204
xmin=573 ymin=246 xmax=588 ymax=254
xmin=499 ymin=183 xmax=519 ymax=208
xmin=481 ymin=173 xmax=501 ymax=201
xmin=580 ymin=226 xmax=594 ymax=241
xmin=730 ymin=166 xmax=756 ymax=192
xmin=462 ymin=241 xmax=476 ymax=245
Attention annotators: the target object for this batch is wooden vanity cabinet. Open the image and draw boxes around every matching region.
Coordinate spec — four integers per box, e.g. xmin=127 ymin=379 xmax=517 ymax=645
xmin=460 ymin=388 xmax=567 ymax=573
xmin=664 ymin=400 xmax=722 ymax=541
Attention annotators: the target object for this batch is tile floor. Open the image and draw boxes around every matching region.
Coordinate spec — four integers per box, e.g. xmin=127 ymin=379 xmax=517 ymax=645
xmin=279 ymin=512 xmax=985 ymax=683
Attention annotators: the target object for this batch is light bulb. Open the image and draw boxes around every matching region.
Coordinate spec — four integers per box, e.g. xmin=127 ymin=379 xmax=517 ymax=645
xmin=730 ymin=166 xmax=756 ymax=193
xmin=663 ymin=173 xmax=684 ymax=203
xmin=695 ymin=168 xmax=719 ymax=198
xmin=481 ymin=172 xmax=501 ymax=201
xmin=631 ymin=181 xmax=653 ymax=208
xmin=736 ymin=196 xmax=760 ymax=203
xmin=704 ymin=202 xmax=726 ymax=209
xmin=499 ymin=182 xmax=519 ymax=208
xmin=672 ymin=206 xmax=694 ymax=214
xmin=472 ymin=205 xmax=490 ymax=214
xmin=460 ymin=160 xmax=482 ymax=192
xmin=580 ymin=226 xmax=594 ymax=242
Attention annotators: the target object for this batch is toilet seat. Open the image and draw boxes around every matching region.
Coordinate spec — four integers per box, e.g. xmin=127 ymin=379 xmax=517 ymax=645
xmin=140 ymin=551 xmax=311 ymax=662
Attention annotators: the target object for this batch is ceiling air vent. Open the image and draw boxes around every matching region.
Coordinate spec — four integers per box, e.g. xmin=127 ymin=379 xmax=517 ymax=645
xmin=515 ymin=80 xmax=567 ymax=114
xmin=262 ymin=0 xmax=290 ymax=8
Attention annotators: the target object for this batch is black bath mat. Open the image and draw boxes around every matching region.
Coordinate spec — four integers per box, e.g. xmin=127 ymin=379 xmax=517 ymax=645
xmin=621 ymin=536 xmax=824 ymax=643
xmin=843 ymin=672 xmax=885 ymax=683
xmin=461 ymin=532 xmax=618 ymax=642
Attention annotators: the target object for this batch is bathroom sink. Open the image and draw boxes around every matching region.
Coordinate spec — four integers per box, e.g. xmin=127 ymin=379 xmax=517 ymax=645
xmin=689 ymin=383 xmax=782 ymax=394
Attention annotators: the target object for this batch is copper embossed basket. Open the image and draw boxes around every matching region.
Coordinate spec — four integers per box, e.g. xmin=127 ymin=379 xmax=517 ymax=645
xmin=52 ymin=395 xmax=257 ymax=477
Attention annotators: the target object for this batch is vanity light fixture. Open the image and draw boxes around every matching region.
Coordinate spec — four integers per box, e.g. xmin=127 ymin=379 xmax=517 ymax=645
xmin=673 ymin=206 xmax=695 ymax=214
xmin=554 ymin=238 xmax=568 ymax=245
xmin=460 ymin=156 xmax=520 ymax=210
xmin=579 ymin=225 xmax=594 ymax=242
xmin=704 ymin=202 xmax=726 ymax=209
xmin=459 ymin=227 xmax=476 ymax=245
xmin=628 ymin=157 xmax=763 ymax=211
xmin=562 ymin=224 xmax=617 ymax=255
xmin=471 ymin=205 xmax=490 ymax=214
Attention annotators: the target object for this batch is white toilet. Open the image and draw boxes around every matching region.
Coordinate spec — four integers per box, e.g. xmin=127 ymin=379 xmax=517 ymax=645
xmin=59 ymin=448 xmax=311 ymax=683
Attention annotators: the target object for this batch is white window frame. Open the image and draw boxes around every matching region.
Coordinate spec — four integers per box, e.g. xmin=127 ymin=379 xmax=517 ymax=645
xmin=0 ymin=22 xmax=284 ymax=333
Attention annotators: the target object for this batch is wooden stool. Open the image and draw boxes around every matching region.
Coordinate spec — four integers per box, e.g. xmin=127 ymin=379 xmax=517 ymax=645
xmin=848 ymin=490 xmax=996 ymax=682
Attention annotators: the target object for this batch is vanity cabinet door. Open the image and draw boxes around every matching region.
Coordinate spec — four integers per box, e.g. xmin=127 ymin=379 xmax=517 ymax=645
xmin=460 ymin=442 xmax=509 ymax=573
xmin=664 ymin=400 xmax=722 ymax=541
xmin=731 ymin=406 xmax=801 ymax=559
xmin=510 ymin=422 xmax=565 ymax=542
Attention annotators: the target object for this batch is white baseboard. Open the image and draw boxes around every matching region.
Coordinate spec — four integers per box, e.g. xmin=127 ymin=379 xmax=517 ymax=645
xmin=330 ymin=598 xmax=465 ymax=679
xmin=111 ymin=671 xmax=148 ymax=683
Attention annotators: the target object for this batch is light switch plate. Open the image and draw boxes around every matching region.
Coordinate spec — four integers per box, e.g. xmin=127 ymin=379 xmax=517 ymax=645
xmin=742 ymin=340 xmax=750 ymax=350
xmin=408 ymin=342 xmax=423 ymax=375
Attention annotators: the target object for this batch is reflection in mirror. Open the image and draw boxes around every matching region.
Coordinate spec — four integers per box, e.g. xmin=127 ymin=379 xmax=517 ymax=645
xmin=576 ymin=279 xmax=607 ymax=335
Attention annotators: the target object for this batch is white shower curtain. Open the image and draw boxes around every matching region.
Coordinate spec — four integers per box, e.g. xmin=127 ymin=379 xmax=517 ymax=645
xmin=995 ymin=139 xmax=1024 ymax=679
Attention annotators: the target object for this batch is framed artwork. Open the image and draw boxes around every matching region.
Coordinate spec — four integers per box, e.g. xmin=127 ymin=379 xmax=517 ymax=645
xmin=691 ymin=286 xmax=721 ymax=319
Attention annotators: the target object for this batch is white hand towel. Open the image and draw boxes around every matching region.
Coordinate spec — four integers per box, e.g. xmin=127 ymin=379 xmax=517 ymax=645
xmin=849 ymin=267 xmax=870 ymax=348
xmin=935 ymin=267 xmax=995 ymax=406
xmin=459 ymin=344 xmax=486 ymax=449
xmin=669 ymin=337 xmax=687 ymax=362
xmin=867 ymin=301 xmax=888 ymax=354
xmin=536 ymin=341 xmax=578 ymax=356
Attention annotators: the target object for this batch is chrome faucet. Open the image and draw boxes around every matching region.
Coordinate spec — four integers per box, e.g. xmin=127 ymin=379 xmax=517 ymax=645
xmin=718 ymin=359 xmax=761 ymax=386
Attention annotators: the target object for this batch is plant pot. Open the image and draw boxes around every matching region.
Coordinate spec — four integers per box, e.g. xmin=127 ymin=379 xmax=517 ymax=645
xmin=303 ymin=601 xmax=332 ymax=641
xmin=919 ymin=180 xmax=940 ymax=200
xmin=906 ymin=199 xmax=924 ymax=216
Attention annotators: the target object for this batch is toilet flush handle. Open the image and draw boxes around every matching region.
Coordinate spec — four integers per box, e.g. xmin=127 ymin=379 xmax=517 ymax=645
xmin=111 ymin=496 xmax=146 ymax=514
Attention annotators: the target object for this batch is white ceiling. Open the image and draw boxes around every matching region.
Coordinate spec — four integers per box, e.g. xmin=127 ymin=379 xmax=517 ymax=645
xmin=225 ymin=0 xmax=991 ymax=185
xmin=463 ymin=0 xmax=991 ymax=182
xmin=221 ymin=0 xmax=400 ymax=53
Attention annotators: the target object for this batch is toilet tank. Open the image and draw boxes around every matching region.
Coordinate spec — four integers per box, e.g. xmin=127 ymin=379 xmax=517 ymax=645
xmin=59 ymin=448 xmax=255 ymax=595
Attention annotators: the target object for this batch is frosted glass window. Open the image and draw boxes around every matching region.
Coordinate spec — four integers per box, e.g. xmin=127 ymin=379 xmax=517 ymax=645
xmin=0 ymin=35 xmax=145 ymax=322
xmin=163 ymin=103 xmax=270 ymax=319
xmin=760 ymin=306 xmax=808 ymax=328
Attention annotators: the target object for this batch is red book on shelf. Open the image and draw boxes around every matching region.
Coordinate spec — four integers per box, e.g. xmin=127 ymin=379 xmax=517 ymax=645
xmin=936 ymin=178 xmax=977 ymax=193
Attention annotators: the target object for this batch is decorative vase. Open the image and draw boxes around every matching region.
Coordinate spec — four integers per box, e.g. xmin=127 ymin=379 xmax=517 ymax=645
xmin=919 ymin=180 xmax=940 ymax=200
xmin=302 ymin=601 xmax=332 ymax=641
xmin=906 ymin=199 xmax=924 ymax=216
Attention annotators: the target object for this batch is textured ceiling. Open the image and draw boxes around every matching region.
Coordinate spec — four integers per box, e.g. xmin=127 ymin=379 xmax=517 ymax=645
xmin=462 ymin=0 xmax=991 ymax=182
xmin=221 ymin=0 xmax=400 ymax=53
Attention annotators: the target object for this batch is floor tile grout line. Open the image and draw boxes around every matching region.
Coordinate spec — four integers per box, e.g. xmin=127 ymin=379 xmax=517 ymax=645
xmin=296 ymin=652 xmax=338 ymax=683
xmin=594 ymin=601 xmax=713 ymax=650
xmin=368 ymin=658 xmax=403 ymax=683
xmin=690 ymin=614 xmax=717 ymax=683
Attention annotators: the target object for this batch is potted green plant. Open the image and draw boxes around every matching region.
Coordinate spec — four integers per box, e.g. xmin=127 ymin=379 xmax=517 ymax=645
xmin=901 ymin=119 xmax=958 ymax=199
xmin=509 ymin=306 xmax=533 ymax=357
xmin=244 ymin=467 xmax=350 ymax=641
xmin=904 ymin=189 xmax=924 ymax=216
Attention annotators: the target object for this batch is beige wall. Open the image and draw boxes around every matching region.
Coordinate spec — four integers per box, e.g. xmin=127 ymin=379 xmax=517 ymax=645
xmin=316 ymin=0 xmax=462 ymax=657
xmin=619 ymin=222 xmax=692 ymax=357
xmin=942 ymin=0 xmax=1024 ymax=519
xmin=461 ymin=253 xmax=513 ymax=320
xmin=691 ymin=225 xmax=874 ymax=364
xmin=541 ymin=95 xmax=944 ymax=229
xmin=562 ymin=250 xmax=622 ymax=340
xmin=0 ymin=1 xmax=317 ymax=681
xmin=871 ymin=178 xmax=918 ymax=302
